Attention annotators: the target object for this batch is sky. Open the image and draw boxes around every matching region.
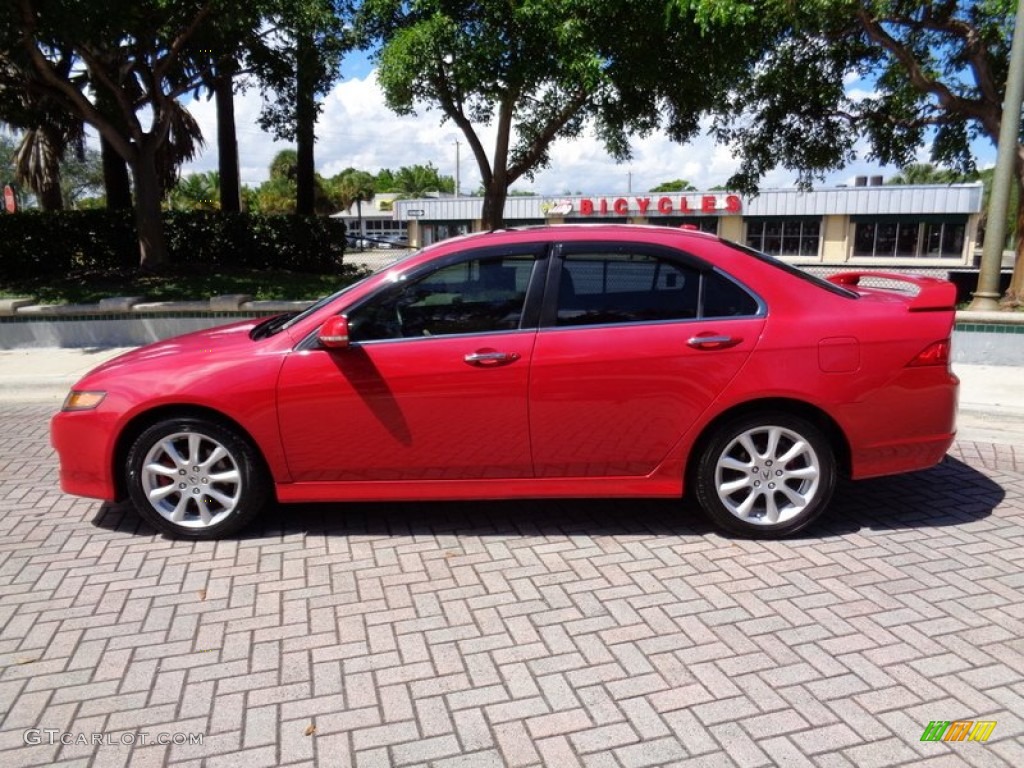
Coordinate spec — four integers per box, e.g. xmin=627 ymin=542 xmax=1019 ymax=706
xmin=178 ymin=52 xmax=997 ymax=197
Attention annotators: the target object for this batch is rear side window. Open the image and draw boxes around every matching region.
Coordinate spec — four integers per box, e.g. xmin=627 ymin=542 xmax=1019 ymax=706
xmin=555 ymin=249 xmax=759 ymax=327
xmin=557 ymin=253 xmax=700 ymax=326
xmin=703 ymin=271 xmax=760 ymax=317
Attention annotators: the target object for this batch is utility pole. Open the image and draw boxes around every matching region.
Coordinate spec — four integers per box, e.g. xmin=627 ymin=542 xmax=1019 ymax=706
xmin=970 ymin=0 xmax=1024 ymax=310
xmin=454 ymin=139 xmax=461 ymax=197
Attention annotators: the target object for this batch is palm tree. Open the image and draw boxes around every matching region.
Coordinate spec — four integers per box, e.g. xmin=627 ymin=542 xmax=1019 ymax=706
xmin=3 ymin=89 xmax=84 ymax=211
xmin=334 ymin=169 xmax=377 ymax=248
xmin=12 ymin=126 xmax=67 ymax=210
xmin=886 ymin=163 xmax=969 ymax=186
xmin=167 ymin=171 xmax=220 ymax=211
xmin=391 ymin=163 xmax=454 ymax=198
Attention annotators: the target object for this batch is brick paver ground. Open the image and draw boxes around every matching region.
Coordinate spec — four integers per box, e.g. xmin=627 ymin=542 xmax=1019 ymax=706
xmin=1 ymin=402 xmax=1022 ymax=767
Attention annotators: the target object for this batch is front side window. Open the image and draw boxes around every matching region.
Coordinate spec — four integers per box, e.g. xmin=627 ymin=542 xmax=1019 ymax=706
xmin=555 ymin=250 xmax=758 ymax=327
xmin=348 ymin=255 xmax=536 ymax=341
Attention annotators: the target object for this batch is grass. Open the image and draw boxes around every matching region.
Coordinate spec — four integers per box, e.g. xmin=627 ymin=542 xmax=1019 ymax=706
xmin=0 ymin=264 xmax=371 ymax=305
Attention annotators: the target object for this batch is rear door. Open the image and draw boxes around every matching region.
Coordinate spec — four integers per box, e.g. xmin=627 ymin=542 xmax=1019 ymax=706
xmin=529 ymin=242 xmax=766 ymax=478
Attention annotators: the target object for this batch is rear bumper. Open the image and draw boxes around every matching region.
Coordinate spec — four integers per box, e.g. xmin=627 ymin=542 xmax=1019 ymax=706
xmin=850 ymin=432 xmax=956 ymax=479
xmin=841 ymin=369 xmax=959 ymax=480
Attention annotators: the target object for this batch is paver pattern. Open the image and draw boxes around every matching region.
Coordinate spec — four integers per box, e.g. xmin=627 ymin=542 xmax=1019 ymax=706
xmin=1 ymin=402 xmax=1023 ymax=767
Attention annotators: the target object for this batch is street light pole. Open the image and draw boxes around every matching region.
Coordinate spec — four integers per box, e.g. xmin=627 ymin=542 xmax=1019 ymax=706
xmin=969 ymin=0 xmax=1024 ymax=311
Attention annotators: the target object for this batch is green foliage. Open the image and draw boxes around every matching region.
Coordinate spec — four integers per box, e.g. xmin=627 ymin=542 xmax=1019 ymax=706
xmin=681 ymin=1 xmax=1017 ymax=192
xmin=0 ymin=210 xmax=350 ymax=281
xmin=60 ymin=146 xmax=104 ymax=208
xmin=330 ymin=168 xmax=377 ymax=210
xmin=249 ymin=151 xmax=339 ymax=214
xmin=0 ymin=133 xmax=32 ymax=209
xmin=358 ymin=0 xmax=759 ymax=226
xmin=0 ymin=266 xmax=356 ymax=305
xmin=166 ymin=171 xmax=221 ymax=211
xmin=270 ymin=149 xmax=300 ymax=181
xmin=250 ymin=1 xmax=351 ymax=142
xmin=1 ymin=0 xmax=269 ymax=266
xmin=375 ymin=163 xmax=455 ymax=197
xmin=649 ymin=179 xmax=696 ymax=192
xmin=886 ymin=164 xmax=973 ymax=186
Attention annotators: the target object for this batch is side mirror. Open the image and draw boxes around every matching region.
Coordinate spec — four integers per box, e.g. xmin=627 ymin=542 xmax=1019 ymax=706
xmin=318 ymin=315 xmax=351 ymax=349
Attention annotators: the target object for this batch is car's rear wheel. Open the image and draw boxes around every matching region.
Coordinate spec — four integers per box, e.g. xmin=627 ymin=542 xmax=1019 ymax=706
xmin=694 ymin=413 xmax=836 ymax=538
xmin=125 ymin=417 xmax=269 ymax=539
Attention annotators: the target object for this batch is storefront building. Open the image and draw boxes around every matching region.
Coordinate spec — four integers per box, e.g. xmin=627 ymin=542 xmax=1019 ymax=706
xmin=393 ymin=182 xmax=984 ymax=272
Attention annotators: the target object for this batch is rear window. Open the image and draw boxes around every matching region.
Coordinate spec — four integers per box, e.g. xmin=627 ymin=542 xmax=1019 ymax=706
xmin=730 ymin=242 xmax=859 ymax=299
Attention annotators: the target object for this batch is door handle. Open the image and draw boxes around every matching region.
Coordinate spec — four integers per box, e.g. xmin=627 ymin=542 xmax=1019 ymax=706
xmin=687 ymin=334 xmax=741 ymax=350
xmin=464 ymin=351 xmax=521 ymax=366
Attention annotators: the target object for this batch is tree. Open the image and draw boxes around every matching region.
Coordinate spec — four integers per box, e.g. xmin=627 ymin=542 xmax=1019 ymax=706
xmin=0 ymin=50 xmax=84 ymax=211
xmin=379 ymin=163 xmax=455 ymax=198
xmin=683 ymin=0 xmax=1024 ymax=305
xmin=167 ymin=171 xmax=220 ymax=211
xmin=251 ymin=1 xmax=350 ymax=216
xmin=332 ymin=168 xmax=377 ymax=245
xmin=2 ymin=0 xmax=265 ymax=268
xmin=0 ymin=131 xmax=28 ymax=208
xmin=886 ymin=163 xmax=972 ymax=186
xmin=211 ymin=60 xmax=242 ymax=213
xmin=358 ymin=1 xmax=759 ymax=229
xmin=251 ymin=149 xmax=336 ymax=214
xmin=649 ymin=179 xmax=696 ymax=192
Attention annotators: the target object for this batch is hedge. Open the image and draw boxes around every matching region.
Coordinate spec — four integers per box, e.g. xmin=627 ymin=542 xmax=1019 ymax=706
xmin=0 ymin=210 xmax=348 ymax=279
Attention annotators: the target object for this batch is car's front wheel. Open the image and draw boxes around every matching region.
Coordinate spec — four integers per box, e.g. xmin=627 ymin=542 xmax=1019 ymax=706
xmin=694 ymin=413 xmax=836 ymax=538
xmin=125 ymin=417 xmax=269 ymax=539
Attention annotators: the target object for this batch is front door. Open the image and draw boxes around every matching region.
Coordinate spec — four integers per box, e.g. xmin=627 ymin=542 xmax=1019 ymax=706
xmin=277 ymin=250 xmax=542 ymax=482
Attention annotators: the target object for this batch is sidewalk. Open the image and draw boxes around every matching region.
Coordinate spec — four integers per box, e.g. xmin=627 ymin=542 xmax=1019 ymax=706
xmin=0 ymin=346 xmax=1020 ymax=443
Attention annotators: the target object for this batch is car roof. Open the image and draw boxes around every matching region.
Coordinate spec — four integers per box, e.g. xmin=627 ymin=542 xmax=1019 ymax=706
xmin=425 ymin=223 xmax=719 ymax=253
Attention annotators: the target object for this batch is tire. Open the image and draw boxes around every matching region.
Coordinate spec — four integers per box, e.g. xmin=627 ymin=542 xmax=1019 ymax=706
xmin=694 ymin=413 xmax=836 ymax=538
xmin=125 ymin=417 xmax=270 ymax=539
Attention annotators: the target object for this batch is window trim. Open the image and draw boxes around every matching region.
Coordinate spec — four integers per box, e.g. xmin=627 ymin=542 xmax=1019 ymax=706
xmin=302 ymin=243 xmax=551 ymax=349
xmin=537 ymin=241 xmax=765 ymax=330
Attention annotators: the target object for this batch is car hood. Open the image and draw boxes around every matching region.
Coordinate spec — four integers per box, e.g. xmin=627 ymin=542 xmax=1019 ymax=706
xmin=76 ymin=318 xmax=263 ymax=385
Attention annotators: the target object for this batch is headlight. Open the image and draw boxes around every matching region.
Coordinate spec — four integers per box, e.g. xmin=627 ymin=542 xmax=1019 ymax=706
xmin=62 ymin=391 xmax=106 ymax=411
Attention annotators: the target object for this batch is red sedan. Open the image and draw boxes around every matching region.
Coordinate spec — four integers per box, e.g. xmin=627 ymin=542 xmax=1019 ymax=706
xmin=51 ymin=225 xmax=958 ymax=539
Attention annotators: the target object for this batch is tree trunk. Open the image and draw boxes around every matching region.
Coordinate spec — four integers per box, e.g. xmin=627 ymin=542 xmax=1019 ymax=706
xmin=1004 ymin=152 xmax=1024 ymax=307
xmin=101 ymin=137 xmax=132 ymax=211
xmin=480 ymin=175 xmax=508 ymax=230
xmin=38 ymin=176 xmax=63 ymax=211
xmin=215 ymin=68 xmax=241 ymax=213
xmin=1005 ymin=186 xmax=1024 ymax=306
xmin=132 ymin=147 xmax=169 ymax=271
xmin=295 ymin=33 xmax=317 ymax=216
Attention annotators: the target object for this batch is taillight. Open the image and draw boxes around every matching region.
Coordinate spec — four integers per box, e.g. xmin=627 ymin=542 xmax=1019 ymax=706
xmin=908 ymin=340 xmax=950 ymax=367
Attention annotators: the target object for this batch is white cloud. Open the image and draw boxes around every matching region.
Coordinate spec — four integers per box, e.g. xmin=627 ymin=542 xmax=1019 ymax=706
xmin=180 ymin=68 xmax=995 ymax=194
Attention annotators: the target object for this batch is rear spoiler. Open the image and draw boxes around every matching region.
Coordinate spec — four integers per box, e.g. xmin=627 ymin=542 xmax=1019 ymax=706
xmin=826 ymin=271 xmax=956 ymax=312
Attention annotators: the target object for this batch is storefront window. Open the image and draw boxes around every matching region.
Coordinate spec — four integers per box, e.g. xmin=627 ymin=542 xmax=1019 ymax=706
xmin=853 ymin=217 xmax=966 ymax=258
xmin=924 ymin=221 xmax=966 ymax=257
xmin=746 ymin=218 xmax=821 ymax=257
